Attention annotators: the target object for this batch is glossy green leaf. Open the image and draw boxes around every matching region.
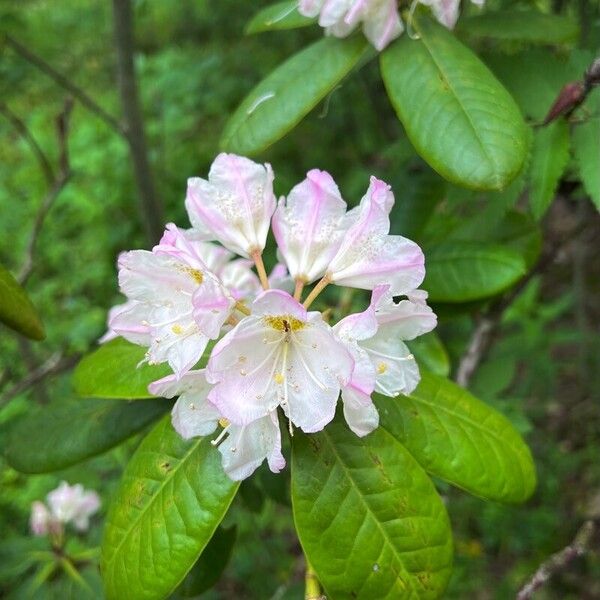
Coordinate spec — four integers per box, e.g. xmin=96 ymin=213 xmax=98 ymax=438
xmin=529 ymin=120 xmax=570 ymax=219
xmin=72 ymin=338 xmax=172 ymax=399
xmin=5 ymin=397 xmax=167 ymax=474
xmin=375 ymin=371 xmax=537 ymax=503
xmin=424 ymin=241 xmax=526 ymax=302
xmin=101 ymin=416 xmax=239 ymax=600
xmin=573 ymin=115 xmax=600 ymax=210
xmin=0 ymin=263 xmax=44 ymax=340
xmin=246 ymin=1 xmax=314 ymax=34
xmin=178 ymin=526 xmax=237 ymax=597
xmin=381 ymin=14 xmax=528 ymax=190
xmin=221 ymin=36 xmax=369 ymax=155
xmin=458 ymin=10 xmax=579 ymax=45
xmin=407 ymin=331 xmax=450 ymax=377
xmin=292 ymin=419 xmax=453 ymax=599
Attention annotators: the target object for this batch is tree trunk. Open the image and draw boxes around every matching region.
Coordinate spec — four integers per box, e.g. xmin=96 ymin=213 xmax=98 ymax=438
xmin=112 ymin=0 xmax=163 ymax=244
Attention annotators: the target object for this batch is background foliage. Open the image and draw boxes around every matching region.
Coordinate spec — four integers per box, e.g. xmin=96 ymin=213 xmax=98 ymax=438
xmin=0 ymin=0 xmax=599 ymax=598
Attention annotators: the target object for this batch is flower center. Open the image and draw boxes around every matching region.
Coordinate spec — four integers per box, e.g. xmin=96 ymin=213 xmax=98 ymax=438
xmin=263 ymin=315 xmax=305 ymax=332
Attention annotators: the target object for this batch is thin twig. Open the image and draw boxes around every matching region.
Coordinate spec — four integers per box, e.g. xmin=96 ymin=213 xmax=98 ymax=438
xmin=18 ymin=99 xmax=74 ymax=285
xmin=0 ymin=103 xmax=55 ymax=185
xmin=4 ymin=34 xmax=125 ymax=136
xmin=516 ymin=520 xmax=596 ymax=600
xmin=0 ymin=352 xmax=80 ymax=408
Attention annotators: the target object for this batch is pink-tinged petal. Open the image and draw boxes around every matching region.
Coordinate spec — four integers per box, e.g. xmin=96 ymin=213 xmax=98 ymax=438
xmin=108 ymin=300 xmax=152 ymax=346
xmin=407 ymin=289 xmax=429 ymax=305
xmin=218 ymin=258 xmax=261 ymax=301
xmin=218 ymin=412 xmax=285 ymax=480
xmin=281 ymin=316 xmax=354 ymax=432
xmin=372 ymin=288 xmax=437 ymax=340
xmin=251 ymin=289 xmax=307 ymax=322
xmin=420 ymin=0 xmax=460 ymax=28
xmin=299 ymin=0 xmax=325 ymax=17
xmin=319 ymin=0 xmax=354 ymax=26
xmin=149 ymin=371 xmax=220 ymax=439
xmin=185 ymin=153 xmax=276 ymax=257
xmin=272 ymin=169 xmax=349 ymax=283
xmin=192 ymin=276 xmax=235 ymax=338
xmin=334 ymin=286 xmax=389 ymax=342
xmin=363 ymin=337 xmax=421 ymax=396
xmin=342 ymin=386 xmax=379 ymax=437
xmin=207 ymin=317 xmax=282 ymax=424
xmin=30 ymin=501 xmax=51 ymax=536
xmin=47 ymin=482 xmax=100 ymax=530
xmin=362 ymin=0 xmax=404 ymax=51
xmin=330 ymin=233 xmax=425 ymax=295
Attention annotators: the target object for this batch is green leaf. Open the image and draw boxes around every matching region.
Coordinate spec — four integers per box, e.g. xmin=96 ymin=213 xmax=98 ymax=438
xmin=292 ymin=419 xmax=453 ymax=599
xmin=246 ymin=1 xmax=314 ymax=34
xmin=5 ymin=397 xmax=167 ymax=473
xmin=573 ymin=115 xmax=600 ymax=210
xmin=529 ymin=120 xmax=570 ymax=219
xmin=0 ymin=263 xmax=44 ymax=340
xmin=375 ymin=371 xmax=537 ymax=503
xmin=490 ymin=211 xmax=542 ymax=270
xmin=72 ymin=338 xmax=172 ymax=399
xmin=423 ymin=241 xmax=526 ymax=303
xmin=380 ymin=14 xmax=529 ymax=191
xmin=178 ymin=526 xmax=237 ymax=597
xmin=101 ymin=416 xmax=239 ymax=600
xmin=458 ymin=10 xmax=579 ymax=45
xmin=407 ymin=331 xmax=450 ymax=377
xmin=221 ymin=36 xmax=369 ymax=155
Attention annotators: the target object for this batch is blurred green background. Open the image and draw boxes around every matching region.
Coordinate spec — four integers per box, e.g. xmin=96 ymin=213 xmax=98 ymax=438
xmin=1 ymin=0 xmax=599 ymax=598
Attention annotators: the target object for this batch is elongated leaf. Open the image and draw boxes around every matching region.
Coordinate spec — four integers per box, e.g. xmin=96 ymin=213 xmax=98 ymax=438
xmin=101 ymin=416 xmax=239 ymax=600
xmin=381 ymin=15 xmax=528 ymax=190
xmin=178 ymin=526 xmax=237 ymax=597
xmin=246 ymin=1 xmax=314 ymax=34
xmin=573 ymin=115 xmax=600 ymax=210
xmin=529 ymin=120 xmax=570 ymax=219
xmin=221 ymin=37 xmax=369 ymax=155
xmin=407 ymin=331 xmax=450 ymax=377
xmin=292 ymin=419 xmax=453 ymax=599
xmin=4 ymin=398 xmax=167 ymax=473
xmin=72 ymin=338 xmax=172 ymax=399
xmin=424 ymin=241 xmax=526 ymax=302
xmin=458 ymin=10 xmax=579 ymax=45
xmin=376 ymin=372 xmax=536 ymax=503
xmin=0 ymin=263 xmax=44 ymax=340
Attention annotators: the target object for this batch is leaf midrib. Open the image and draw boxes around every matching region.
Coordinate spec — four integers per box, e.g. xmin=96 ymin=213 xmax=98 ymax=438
xmin=103 ymin=428 xmax=203 ymax=573
xmin=414 ymin=18 xmax=501 ymax=184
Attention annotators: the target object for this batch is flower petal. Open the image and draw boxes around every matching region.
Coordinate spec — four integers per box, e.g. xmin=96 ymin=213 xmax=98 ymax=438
xmin=218 ymin=412 xmax=285 ymax=480
xmin=342 ymin=386 xmax=379 ymax=437
xmin=362 ymin=0 xmax=404 ymax=51
xmin=192 ymin=276 xmax=235 ymax=338
xmin=186 ymin=153 xmax=276 ymax=257
xmin=272 ymin=169 xmax=349 ymax=283
xmin=251 ymin=289 xmax=308 ymax=322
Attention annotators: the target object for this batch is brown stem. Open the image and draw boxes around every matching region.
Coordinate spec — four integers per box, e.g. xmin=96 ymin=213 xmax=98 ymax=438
xmin=112 ymin=0 xmax=164 ymax=244
xmin=516 ymin=521 xmax=596 ymax=600
xmin=303 ymin=275 xmax=331 ymax=310
xmin=293 ymin=279 xmax=305 ymax=301
xmin=251 ymin=249 xmax=270 ymax=290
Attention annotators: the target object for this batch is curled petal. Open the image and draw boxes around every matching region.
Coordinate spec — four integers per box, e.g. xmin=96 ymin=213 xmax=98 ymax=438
xmin=102 ymin=300 xmax=150 ymax=344
xmin=419 ymin=0 xmax=461 ymax=29
xmin=218 ymin=412 xmax=285 ymax=481
xmin=150 ymin=371 xmax=220 ymax=439
xmin=272 ymin=169 xmax=349 ymax=283
xmin=218 ymin=259 xmax=261 ymax=301
xmin=186 ymin=153 xmax=276 ymax=257
xmin=192 ymin=276 xmax=235 ymax=338
xmin=362 ymin=0 xmax=404 ymax=51
xmin=342 ymin=386 xmax=379 ymax=437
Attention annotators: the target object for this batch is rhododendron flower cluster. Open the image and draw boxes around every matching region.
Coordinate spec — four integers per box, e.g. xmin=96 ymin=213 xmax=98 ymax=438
xmin=299 ymin=0 xmax=485 ymax=50
xmin=106 ymin=153 xmax=436 ymax=481
xmin=30 ymin=481 xmax=100 ymax=537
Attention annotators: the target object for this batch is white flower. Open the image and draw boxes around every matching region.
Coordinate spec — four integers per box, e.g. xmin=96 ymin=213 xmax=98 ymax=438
xmin=206 ymin=290 xmax=354 ymax=433
xmin=46 ymin=481 xmax=101 ymax=532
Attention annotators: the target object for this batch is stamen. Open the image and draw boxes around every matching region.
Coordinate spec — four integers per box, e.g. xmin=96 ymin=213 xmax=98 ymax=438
xmin=211 ymin=423 xmax=231 ymax=446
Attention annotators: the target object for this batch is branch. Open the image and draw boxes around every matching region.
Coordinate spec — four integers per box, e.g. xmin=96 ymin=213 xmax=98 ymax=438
xmin=0 ymin=352 xmax=80 ymax=408
xmin=18 ymin=99 xmax=74 ymax=285
xmin=111 ymin=0 xmax=164 ymax=243
xmin=0 ymin=103 xmax=55 ymax=185
xmin=4 ymin=34 xmax=125 ymax=136
xmin=516 ymin=520 xmax=596 ymax=600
